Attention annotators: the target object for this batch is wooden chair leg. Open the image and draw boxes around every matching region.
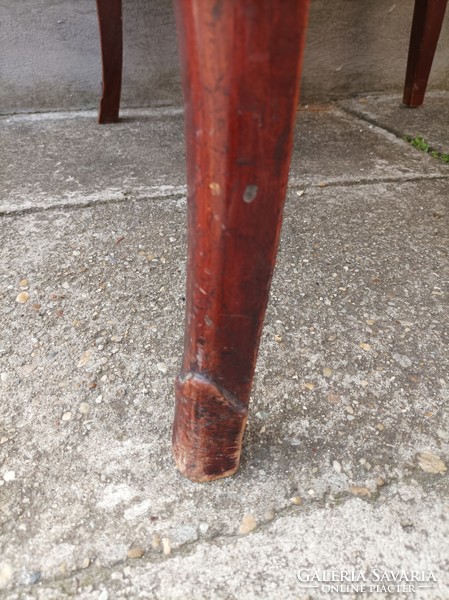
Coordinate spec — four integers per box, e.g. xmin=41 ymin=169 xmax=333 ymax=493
xmin=96 ymin=0 xmax=123 ymax=123
xmin=403 ymin=0 xmax=448 ymax=107
xmin=172 ymin=0 xmax=310 ymax=482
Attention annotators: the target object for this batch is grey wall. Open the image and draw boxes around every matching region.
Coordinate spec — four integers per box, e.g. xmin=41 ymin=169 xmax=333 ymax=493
xmin=1 ymin=0 xmax=449 ymax=114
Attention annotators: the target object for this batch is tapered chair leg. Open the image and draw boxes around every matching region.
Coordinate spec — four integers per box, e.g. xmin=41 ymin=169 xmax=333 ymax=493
xmin=172 ymin=0 xmax=310 ymax=482
xmin=403 ymin=0 xmax=448 ymax=107
xmin=96 ymin=0 xmax=123 ymax=123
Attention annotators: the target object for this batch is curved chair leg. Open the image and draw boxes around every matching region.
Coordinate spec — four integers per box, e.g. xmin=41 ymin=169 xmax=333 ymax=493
xmin=172 ymin=0 xmax=310 ymax=482
xmin=403 ymin=0 xmax=448 ymax=107
xmin=96 ymin=0 xmax=123 ymax=123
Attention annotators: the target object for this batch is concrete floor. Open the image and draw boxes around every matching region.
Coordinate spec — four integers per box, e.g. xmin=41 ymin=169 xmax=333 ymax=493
xmin=0 ymin=94 xmax=448 ymax=600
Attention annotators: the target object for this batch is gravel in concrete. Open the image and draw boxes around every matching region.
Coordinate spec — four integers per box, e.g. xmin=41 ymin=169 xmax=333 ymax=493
xmin=1 ymin=99 xmax=448 ymax=600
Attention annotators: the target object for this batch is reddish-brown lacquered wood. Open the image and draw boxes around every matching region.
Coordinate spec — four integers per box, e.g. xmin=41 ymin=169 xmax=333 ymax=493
xmin=173 ymin=0 xmax=310 ymax=482
xmin=403 ymin=0 xmax=448 ymax=107
xmin=96 ymin=0 xmax=123 ymax=123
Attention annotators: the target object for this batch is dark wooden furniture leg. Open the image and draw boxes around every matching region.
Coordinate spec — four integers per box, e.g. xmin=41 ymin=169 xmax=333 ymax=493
xmin=403 ymin=0 xmax=448 ymax=107
xmin=96 ymin=0 xmax=123 ymax=123
xmin=172 ymin=0 xmax=310 ymax=482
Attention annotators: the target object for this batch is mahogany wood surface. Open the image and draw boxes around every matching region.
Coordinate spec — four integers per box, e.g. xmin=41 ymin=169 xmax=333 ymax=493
xmin=172 ymin=0 xmax=310 ymax=481
xmin=96 ymin=0 xmax=123 ymax=123
xmin=403 ymin=0 xmax=448 ymax=107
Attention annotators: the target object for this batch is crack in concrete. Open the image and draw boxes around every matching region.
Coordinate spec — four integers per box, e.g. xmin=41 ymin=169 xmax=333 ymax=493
xmin=0 ymin=106 xmax=184 ymax=122
xmin=338 ymin=102 xmax=415 ymax=142
xmin=1 ymin=173 xmax=449 ymax=219
xmin=2 ymin=101 xmax=448 ymax=220
xmin=5 ymin=460 xmax=446 ymax=595
xmin=294 ymin=173 xmax=449 ymax=189
xmin=338 ymin=101 xmax=449 ymax=162
xmin=0 ymin=190 xmax=187 ymax=218
xmin=8 ymin=478 xmax=406 ymax=595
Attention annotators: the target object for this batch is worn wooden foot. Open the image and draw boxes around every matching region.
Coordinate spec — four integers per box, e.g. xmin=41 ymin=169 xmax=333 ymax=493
xmin=403 ymin=0 xmax=448 ymax=107
xmin=172 ymin=0 xmax=310 ymax=482
xmin=96 ymin=0 xmax=123 ymax=123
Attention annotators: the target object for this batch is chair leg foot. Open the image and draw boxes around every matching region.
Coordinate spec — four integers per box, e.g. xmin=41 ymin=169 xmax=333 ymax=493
xmin=403 ymin=0 xmax=448 ymax=108
xmin=173 ymin=373 xmax=248 ymax=482
xmin=172 ymin=0 xmax=310 ymax=482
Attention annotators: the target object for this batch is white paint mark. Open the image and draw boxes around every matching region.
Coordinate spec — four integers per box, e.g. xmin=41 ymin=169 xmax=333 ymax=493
xmin=243 ymin=185 xmax=258 ymax=203
xmin=209 ymin=182 xmax=221 ymax=196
